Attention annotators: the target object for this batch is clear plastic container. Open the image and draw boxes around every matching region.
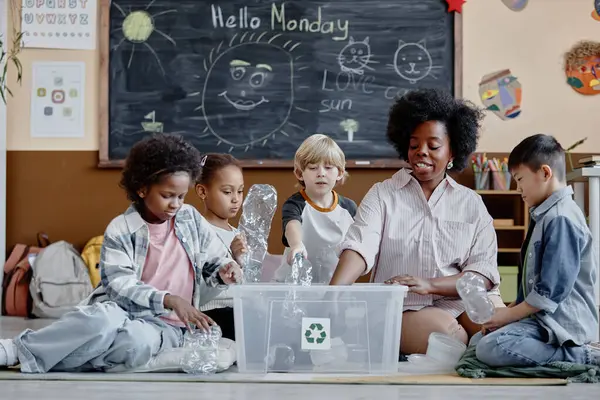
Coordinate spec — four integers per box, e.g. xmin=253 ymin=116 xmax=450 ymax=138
xmin=230 ymin=283 xmax=408 ymax=374
xmin=425 ymin=332 xmax=466 ymax=367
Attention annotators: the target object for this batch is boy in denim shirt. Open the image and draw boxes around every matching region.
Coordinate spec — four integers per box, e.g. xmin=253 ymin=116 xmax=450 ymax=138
xmin=475 ymin=134 xmax=600 ymax=367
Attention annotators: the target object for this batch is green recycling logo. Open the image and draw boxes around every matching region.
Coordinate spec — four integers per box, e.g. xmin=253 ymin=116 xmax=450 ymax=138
xmin=301 ymin=318 xmax=331 ymax=350
xmin=304 ymin=323 xmax=327 ymax=344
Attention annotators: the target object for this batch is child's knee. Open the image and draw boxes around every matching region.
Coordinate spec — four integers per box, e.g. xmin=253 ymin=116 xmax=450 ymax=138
xmin=74 ymin=302 xmax=126 ymax=334
xmin=475 ymin=332 xmax=504 ymax=366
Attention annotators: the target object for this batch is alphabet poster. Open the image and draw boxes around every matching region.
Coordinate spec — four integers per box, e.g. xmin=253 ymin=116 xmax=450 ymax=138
xmin=21 ymin=0 xmax=97 ymax=50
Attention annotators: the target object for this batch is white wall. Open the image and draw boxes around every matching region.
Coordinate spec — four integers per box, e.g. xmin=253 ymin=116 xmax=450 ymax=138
xmin=0 ymin=0 xmax=8 ymax=303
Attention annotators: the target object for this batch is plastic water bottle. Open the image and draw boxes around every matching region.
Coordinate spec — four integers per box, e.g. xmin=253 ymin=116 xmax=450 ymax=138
xmin=456 ymin=272 xmax=495 ymax=324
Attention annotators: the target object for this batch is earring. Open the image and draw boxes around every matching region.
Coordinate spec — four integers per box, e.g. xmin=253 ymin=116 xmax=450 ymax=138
xmin=447 ymin=161 xmax=454 ymax=170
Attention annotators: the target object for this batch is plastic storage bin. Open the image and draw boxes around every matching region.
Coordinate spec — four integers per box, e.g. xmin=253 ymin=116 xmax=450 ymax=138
xmin=230 ymin=283 xmax=408 ymax=374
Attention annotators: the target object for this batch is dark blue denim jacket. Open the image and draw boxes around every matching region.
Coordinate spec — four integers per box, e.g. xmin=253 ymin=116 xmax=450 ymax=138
xmin=516 ymin=186 xmax=598 ymax=346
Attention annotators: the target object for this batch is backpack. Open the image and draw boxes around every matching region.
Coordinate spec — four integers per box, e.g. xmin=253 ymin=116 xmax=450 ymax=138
xmin=2 ymin=233 xmax=50 ymax=317
xmin=29 ymin=241 xmax=94 ymax=319
xmin=81 ymin=235 xmax=104 ymax=288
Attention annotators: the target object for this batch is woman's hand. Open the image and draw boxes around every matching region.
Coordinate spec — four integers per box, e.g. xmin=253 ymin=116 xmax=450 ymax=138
xmin=385 ymin=275 xmax=433 ymax=295
xmin=164 ymin=294 xmax=215 ymax=332
xmin=230 ymin=234 xmax=248 ymax=264
xmin=219 ymin=261 xmax=242 ymax=284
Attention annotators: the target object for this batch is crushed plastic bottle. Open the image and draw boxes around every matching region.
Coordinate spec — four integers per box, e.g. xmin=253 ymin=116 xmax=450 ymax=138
xmin=237 ymin=184 xmax=278 ymax=283
xmin=456 ymin=272 xmax=495 ymax=324
xmin=312 ymin=245 xmax=338 ymax=284
xmin=286 ymin=253 xmax=313 ymax=286
xmin=281 ymin=254 xmax=313 ymax=322
xmin=266 ymin=344 xmax=295 ymax=372
xmin=310 ymin=337 xmax=348 ymax=368
xmin=180 ymin=325 xmax=222 ymax=375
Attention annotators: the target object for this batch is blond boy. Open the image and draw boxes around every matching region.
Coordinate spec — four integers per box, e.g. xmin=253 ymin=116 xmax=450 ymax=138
xmin=272 ymin=134 xmax=357 ymax=284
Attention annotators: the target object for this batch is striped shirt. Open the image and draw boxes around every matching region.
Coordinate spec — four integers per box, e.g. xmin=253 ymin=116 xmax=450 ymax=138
xmin=81 ymin=204 xmax=234 ymax=319
xmin=340 ymin=168 xmax=501 ymax=318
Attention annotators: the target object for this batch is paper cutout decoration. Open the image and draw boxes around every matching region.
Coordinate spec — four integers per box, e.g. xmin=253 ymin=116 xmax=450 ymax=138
xmin=479 ymin=70 xmax=522 ymax=120
xmin=446 ymin=0 xmax=466 ymax=13
xmin=596 ymin=0 xmax=600 ymax=15
xmin=564 ymin=41 xmax=600 ymax=95
xmin=592 ymin=8 xmax=600 ymax=22
xmin=501 ymin=0 xmax=528 ymax=11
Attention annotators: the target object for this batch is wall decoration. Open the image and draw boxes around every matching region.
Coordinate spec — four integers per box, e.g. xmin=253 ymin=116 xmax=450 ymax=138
xmin=592 ymin=6 xmax=600 ymax=22
xmin=501 ymin=0 xmax=528 ymax=11
xmin=20 ymin=0 xmax=97 ymax=50
xmin=30 ymin=61 xmax=85 ymax=138
xmin=479 ymin=69 xmax=522 ymax=121
xmin=596 ymin=0 xmax=600 ymax=15
xmin=564 ymin=41 xmax=600 ymax=96
xmin=446 ymin=0 xmax=466 ymax=13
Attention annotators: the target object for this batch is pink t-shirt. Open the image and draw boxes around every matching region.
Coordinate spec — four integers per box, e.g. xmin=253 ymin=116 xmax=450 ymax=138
xmin=141 ymin=219 xmax=194 ymax=327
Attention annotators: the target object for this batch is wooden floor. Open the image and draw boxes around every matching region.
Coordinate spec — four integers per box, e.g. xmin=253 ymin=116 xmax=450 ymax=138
xmin=1 ymin=317 xmax=598 ymax=399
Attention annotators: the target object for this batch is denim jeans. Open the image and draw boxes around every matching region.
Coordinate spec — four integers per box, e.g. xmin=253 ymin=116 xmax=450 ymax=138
xmin=472 ymin=318 xmax=593 ymax=367
xmin=13 ymin=302 xmax=184 ymax=373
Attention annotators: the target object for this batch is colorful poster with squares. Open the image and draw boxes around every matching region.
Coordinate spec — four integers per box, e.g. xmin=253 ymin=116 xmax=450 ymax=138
xmin=30 ymin=62 xmax=85 ymax=138
xmin=21 ymin=0 xmax=97 ymax=50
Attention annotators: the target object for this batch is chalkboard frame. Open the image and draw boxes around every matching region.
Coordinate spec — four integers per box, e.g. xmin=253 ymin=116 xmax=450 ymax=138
xmin=98 ymin=0 xmax=463 ymax=169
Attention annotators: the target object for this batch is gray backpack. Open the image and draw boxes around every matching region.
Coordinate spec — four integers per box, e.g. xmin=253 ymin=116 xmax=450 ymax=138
xmin=29 ymin=241 xmax=93 ymax=318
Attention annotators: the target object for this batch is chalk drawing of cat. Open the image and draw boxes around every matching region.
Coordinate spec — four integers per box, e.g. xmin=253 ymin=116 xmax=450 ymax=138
xmin=337 ymin=36 xmax=378 ymax=75
xmin=390 ymin=39 xmax=441 ymax=84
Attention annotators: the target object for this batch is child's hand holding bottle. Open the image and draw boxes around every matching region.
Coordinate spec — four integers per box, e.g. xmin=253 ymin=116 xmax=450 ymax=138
xmin=287 ymin=243 xmax=307 ymax=265
xmin=230 ymin=233 xmax=248 ymax=265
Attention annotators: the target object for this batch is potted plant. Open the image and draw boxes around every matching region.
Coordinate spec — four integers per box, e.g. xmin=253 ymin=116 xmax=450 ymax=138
xmin=0 ymin=0 xmax=24 ymax=104
xmin=565 ymin=137 xmax=588 ymax=171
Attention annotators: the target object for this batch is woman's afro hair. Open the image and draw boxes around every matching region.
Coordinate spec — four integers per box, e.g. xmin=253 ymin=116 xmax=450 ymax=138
xmin=386 ymin=88 xmax=485 ymax=171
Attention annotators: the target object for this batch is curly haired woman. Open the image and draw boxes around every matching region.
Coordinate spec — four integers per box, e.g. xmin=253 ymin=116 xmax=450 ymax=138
xmin=330 ymin=89 xmax=504 ymax=355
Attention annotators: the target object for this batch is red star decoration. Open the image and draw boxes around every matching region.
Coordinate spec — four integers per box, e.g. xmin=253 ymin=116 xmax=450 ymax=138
xmin=446 ymin=0 xmax=466 ymax=13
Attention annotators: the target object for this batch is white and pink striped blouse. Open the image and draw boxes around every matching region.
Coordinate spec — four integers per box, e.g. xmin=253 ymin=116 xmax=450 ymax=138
xmin=340 ymin=168 xmax=501 ymax=318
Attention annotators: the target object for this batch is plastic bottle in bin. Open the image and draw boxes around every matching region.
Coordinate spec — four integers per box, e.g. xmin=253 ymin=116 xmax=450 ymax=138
xmin=456 ymin=272 xmax=495 ymax=324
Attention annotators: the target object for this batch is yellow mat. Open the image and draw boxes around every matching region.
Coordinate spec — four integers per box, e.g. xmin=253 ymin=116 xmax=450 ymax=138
xmin=0 ymin=370 xmax=568 ymax=385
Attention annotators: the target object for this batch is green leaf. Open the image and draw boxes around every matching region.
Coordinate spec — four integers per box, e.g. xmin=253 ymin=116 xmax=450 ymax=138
xmin=567 ymin=77 xmax=584 ymax=89
xmin=566 ymin=137 xmax=587 ymax=152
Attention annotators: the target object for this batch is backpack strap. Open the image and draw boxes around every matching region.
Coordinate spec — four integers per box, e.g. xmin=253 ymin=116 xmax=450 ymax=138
xmin=37 ymin=232 xmax=51 ymax=248
xmin=3 ymin=244 xmax=30 ymax=275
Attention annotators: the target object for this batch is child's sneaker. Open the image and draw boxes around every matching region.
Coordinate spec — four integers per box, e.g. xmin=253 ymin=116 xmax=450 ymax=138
xmin=0 ymin=339 xmax=18 ymax=367
xmin=589 ymin=342 xmax=600 ymax=366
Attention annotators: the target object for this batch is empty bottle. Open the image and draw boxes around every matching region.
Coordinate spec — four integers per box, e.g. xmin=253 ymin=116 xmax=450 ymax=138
xmin=456 ymin=272 xmax=495 ymax=324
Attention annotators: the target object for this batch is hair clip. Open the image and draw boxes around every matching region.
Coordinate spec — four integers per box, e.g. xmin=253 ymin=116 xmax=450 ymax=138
xmin=200 ymin=155 xmax=207 ymax=167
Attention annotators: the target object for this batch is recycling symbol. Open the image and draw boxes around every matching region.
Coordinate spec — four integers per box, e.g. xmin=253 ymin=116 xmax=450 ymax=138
xmin=304 ymin=323 xmax=327 ymax=344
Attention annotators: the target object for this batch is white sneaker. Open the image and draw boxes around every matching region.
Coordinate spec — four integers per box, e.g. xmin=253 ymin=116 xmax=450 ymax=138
xmin=589 ymin=342 xmax=600 ymax=366
xmin=0 ymin=339 xmax=18 ymax=367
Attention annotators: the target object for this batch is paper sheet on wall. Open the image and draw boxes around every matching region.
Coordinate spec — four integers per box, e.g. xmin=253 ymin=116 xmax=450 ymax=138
xmin=30 ymin=62 xmax=85 ymax=138
xmin=21 ymin=0 xmax=97 ymax=50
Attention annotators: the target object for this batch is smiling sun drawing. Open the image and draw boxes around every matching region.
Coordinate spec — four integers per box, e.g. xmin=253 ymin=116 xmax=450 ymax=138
xmin=189 ymin=32 xmax=309 ymax=153
xmin=111 ymin=0 xmax=177 ymax=75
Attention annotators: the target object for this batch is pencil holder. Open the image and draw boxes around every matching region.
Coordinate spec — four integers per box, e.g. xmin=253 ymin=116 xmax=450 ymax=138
xmin=474 ymin=171 xmax=490 ymax=190
xmin=492 ymin=171 xmax=512 ymax=191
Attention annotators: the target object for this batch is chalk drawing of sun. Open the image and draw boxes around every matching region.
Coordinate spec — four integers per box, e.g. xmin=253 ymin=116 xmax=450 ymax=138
xmin=111 ymin=0 xmax=177 ymax=75
xmin=188 ymin=32 xmax=309 ymax=153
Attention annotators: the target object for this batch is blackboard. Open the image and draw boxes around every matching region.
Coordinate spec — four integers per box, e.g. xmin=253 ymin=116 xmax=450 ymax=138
xmin=99 ymin=0 xmax=461 ymax=167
